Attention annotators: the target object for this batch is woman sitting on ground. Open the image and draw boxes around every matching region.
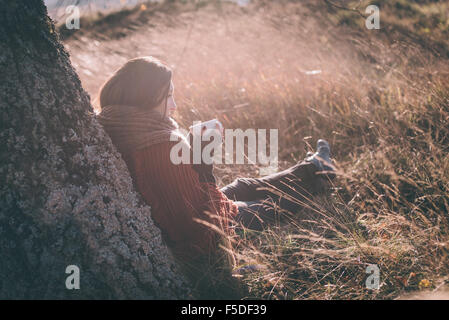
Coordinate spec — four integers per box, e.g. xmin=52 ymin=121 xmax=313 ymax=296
xmin=96 ymin=56 xmax=335 ymax=262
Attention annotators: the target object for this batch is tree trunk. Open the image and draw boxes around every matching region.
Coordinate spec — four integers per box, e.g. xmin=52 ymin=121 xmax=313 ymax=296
xmin=0 ymin=0 xmax=191 ymax=299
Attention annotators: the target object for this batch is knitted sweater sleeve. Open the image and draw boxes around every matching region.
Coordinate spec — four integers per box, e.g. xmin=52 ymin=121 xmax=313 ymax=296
xmin=126 ymin=142 xmax=238 ymax=259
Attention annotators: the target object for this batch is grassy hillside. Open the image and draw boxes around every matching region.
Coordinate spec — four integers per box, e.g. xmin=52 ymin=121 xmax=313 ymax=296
xmin=62 ymin=0 xmax=449 ymax=299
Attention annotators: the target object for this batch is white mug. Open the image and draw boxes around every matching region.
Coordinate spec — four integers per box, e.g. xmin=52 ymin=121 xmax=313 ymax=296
xmin=189 ymin=119 xmax=224 ymax=137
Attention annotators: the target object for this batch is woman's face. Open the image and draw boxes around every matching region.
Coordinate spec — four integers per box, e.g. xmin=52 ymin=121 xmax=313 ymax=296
xmin=165 ymin=81 xmax=177 ymax=117
xmin=153 ymin=80 xmax=176 ymax=117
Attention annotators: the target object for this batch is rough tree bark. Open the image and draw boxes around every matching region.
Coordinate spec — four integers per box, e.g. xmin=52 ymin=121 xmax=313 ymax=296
xmin=0 ymin=0 xmax=192 ymax=299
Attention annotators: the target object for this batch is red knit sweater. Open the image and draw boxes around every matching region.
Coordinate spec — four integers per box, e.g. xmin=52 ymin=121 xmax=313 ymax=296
xmin=124 ymin=141 xmax=238 ymax=260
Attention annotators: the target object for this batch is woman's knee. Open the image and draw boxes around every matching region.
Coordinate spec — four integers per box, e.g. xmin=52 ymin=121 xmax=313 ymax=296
xmin=222 ymin=177 xmax=261 ymax=201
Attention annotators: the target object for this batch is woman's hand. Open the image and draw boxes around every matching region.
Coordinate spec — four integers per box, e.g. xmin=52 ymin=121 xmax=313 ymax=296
xmin=188 ymin=132 xmax=216 ymax=183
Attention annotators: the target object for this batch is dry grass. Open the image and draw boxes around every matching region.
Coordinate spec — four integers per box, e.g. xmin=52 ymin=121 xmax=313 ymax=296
xmin=63 ymin=0 xmax=449 ymax=299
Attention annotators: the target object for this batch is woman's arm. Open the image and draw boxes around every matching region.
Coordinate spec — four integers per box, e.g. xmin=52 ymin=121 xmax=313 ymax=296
xmin=127 ymin=142 xmax=237 ymax=259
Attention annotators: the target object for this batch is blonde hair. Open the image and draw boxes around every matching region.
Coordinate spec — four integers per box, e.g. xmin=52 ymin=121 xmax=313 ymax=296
xmin=96 ymin=56 xmax=172 ymax=112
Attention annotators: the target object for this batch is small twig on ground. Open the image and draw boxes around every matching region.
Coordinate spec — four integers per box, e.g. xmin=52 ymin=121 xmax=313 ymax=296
xmin=323 ymin=0 xmax=367 ymax=18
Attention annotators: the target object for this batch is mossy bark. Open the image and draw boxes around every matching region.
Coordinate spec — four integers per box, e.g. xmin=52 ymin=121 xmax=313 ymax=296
xmin=0 ymin=0 xmax=191 ymax=299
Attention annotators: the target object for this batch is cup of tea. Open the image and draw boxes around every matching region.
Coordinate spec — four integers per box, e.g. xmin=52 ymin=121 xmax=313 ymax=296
xmin=189 ymin=119 xmax=224 ymax=138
